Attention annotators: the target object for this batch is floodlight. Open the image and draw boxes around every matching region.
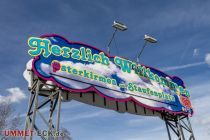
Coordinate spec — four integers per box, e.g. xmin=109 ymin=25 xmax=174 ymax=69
xmin=137 ymin=34 xmax=158 ymax=62
xmin=144 ymin=34 xmax=157 ymax=43
xmin=107 ymin=21 xmax=127 ymax=54
xmin=112 ymin=21 xmax=127 ymax=31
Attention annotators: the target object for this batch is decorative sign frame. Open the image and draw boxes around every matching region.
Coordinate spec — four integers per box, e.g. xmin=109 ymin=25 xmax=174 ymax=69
xmin=28 ymin=34 xmax=193 ymax=116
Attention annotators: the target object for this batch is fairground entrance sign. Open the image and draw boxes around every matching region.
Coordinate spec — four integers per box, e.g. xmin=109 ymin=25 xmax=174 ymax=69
xmin=24 ymin=34 xmax=195 ymax=140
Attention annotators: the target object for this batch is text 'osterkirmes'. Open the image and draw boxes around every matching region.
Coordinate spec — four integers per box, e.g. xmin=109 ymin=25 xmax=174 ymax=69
xmin=28 ymin=37 xmax=190 ymax=98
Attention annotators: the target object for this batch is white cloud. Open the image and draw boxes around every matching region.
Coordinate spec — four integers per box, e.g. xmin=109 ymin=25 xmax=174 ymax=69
xmin=188 ymin=81 xmax=210 ymax=138
xmin=0 ymin=87 xmax=26 ymax=104
xmin=205 ymin=53 xmax=210 ymax=67
xmin=191 ymin=96 xmax=210 ymax=137
xmin=23 ymin=59 xmax=33 ymax=88
xmin=161 ymin=61 xmax=205 ymax=72
xmin=127 ymin=117 xmax=155 ymax=126
xmin=188 ymin=82 xmax=210 ymax=98
xmin=61 ymin=110 xmax=114 ymax=123
xmin=193 ymin=48 xmax=199 ymax=56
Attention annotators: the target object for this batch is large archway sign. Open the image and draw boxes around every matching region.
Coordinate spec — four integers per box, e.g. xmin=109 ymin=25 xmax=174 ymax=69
xmin=24 ymin=34 xmax=195 ymax=140
xmin=27 ymin=34 xmax=193 ymax=116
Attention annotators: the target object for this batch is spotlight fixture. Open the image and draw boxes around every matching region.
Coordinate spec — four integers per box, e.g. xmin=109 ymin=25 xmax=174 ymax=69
xmin=112 ymin=21 xmax=127 ymax=31
xmin=107 ymin=21 xmax=127 ymax=54
xmin=144 ymin=34 xmax=157 ymax=43
xmin=137 ymin=34 xmax=158 ymax=62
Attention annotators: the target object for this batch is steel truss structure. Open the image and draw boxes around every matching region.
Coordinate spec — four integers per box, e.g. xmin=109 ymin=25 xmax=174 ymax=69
xmin=24 ymin=71 xmax=62 ymax=140
xmin=23 ymin=71 xmax=195 ymax=140
xmin=162 ymin=113 xmax=195 ymax=140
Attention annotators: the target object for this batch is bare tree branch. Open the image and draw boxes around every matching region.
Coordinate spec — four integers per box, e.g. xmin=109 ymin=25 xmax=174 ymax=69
xmin=0 ymin=102 xmax=22 ymax=140
xmin=0 ymin=102 xmax=13 ymax=130
xmin=59 ymin=127 xmax=72 ymax=140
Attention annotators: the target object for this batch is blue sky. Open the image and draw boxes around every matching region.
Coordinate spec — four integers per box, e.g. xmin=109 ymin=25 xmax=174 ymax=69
xmin=0 ymin=0 xmax=210 ymax=139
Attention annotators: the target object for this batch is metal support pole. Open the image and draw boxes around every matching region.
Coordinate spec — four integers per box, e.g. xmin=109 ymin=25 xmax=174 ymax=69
xmin=177 ymin=116 xmax=185 ymax=140
xmin=107 ymin=28 xmax=117 ymax=54
xmin=175 ymin=119 xmax=181 ymax=140
xmin=24 ymin=70 xmax=35 ymax=139
xmin=137 ymin=41 xmax=147 ymax=63
xmin=187 ymin=117 xmax=195 ymax=140
xmin=47 ymin=97 xmax=54 ymax=140
xmin=55 ymin=90 xmax=62 ymax=140
xmin=24 ymin=91 xmax=33 ymax=136
xmin=165 ymin=119 xmax=172 ymax=140
xmin=29 ymin=80 xmax=40 ymax=140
